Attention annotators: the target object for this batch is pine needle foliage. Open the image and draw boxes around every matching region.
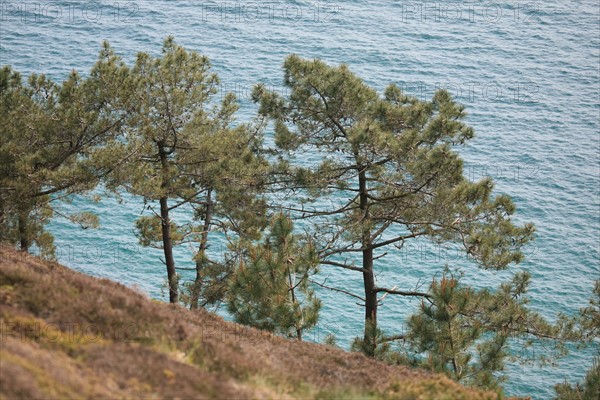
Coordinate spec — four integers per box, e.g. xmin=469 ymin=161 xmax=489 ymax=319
xmin=0 ymin=45 xmax=132 ymax=257
xmin=405 ymin=271 xmax=578 ymax=389
xmin=228 ymin=213 xmax=321 ymax=340
xmin=554 ymin=353 xmax=600 ymax=400
xmin=252 ymin=55 xmax=535 ymax=356
xmin=111 ymin=37 xmax=267 ymax=305
xmin=554 ymin=281 xmax=600 ymax=400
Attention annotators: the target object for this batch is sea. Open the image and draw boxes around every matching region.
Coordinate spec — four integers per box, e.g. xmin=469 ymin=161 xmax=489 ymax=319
xmin=1 ymin=1 xmax=599 ymax=398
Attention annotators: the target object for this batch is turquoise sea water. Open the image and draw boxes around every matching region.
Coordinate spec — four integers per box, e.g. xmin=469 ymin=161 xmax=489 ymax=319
xmin=1 ymin=1 xmax=599 ymax=398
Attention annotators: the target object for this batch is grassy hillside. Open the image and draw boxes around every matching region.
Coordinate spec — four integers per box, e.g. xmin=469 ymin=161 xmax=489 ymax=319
xmin=0 ymin=246 xmax=505 ymax=399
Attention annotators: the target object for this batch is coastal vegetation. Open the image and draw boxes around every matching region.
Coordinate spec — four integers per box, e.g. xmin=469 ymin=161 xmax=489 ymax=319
xmin=1 ymin=38 xmax=597 ymax=396
xmin=0 ymin=247 xmax=508 ymax=399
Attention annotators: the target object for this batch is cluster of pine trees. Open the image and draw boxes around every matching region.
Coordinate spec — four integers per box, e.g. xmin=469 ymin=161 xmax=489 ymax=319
xmin=1 ymin=38 xmax=597 ymax=396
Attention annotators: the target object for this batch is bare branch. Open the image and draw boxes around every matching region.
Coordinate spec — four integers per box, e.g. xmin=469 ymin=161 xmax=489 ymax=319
xmin=381 ymin=334 xmax=407 ymax=343
xmin=310 ymin=278 xmax=365 ymax=302
xmin=374 ymin=286 xmax=432 ymax=299
xmin=320 ymin=259 xmax=366 ymax=273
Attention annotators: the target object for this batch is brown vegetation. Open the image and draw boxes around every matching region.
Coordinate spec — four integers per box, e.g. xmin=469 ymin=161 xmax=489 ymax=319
xmin=0 ymin=246 xmax=504 ymax=399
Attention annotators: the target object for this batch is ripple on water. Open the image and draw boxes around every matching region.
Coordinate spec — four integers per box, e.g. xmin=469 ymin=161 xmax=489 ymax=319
xmin=2 ymin=1 xmax=599 ymax=398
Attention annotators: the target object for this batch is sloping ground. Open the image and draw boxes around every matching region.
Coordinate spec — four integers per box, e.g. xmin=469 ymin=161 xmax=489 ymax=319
xmin=0 ymin=247 xmax=503 ymax=399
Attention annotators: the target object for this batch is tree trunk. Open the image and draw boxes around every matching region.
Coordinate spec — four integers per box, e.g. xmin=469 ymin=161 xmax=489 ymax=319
xmin=158 ymin=142 xmax=178 ymax=304
xmin=295 ymin=327 xmax=302 ymax=340
xmin=287 ymin=264 xmax=303 ymax=341
xmin=18 ymin=208 xmax=29 ymax=252
xmin=362 ymin=247 xmax=377 ymax=355
xmin=358 ymin=166 xmax=377 ymax=356
xmin=160 ymin=196 xmax=178 ymax=303
xmin=191 ymin=188 xmax=213 ymax=310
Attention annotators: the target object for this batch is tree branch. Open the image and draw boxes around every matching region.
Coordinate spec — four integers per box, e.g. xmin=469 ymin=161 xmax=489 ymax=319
xmin=310 ymin=278 xmax=365 ymax=302
xmin=320 ymin=259 xmax=366 ymax=273
xmin=374 ymin=286 xmax=432 ymax=299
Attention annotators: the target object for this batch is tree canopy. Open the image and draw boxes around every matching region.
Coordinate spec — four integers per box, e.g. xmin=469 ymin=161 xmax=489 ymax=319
xmin=108 ymin=37 xmax=267 ymax=305
xmin=252 ymin=54 xmax=535 ymax=356
xmin=0 ymin=46 xmax=133 ymax=256
xmin=228 ymin=213 xmax=320 ymax=339
xmin=1 ymin=41 xmax=592 ymax=395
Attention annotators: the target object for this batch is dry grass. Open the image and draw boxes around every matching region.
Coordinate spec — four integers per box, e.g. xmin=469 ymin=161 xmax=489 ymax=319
xmin=0 ymin=246 xmax=505 ymax=399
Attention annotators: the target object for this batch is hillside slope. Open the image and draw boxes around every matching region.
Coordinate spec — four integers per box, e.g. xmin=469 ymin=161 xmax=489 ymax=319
xmin=0 ymin=247 xmax=503 ymax=399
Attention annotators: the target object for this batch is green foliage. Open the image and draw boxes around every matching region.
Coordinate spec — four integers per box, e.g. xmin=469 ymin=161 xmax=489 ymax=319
xmin=399 ymin=271 xmax=579 ymax=390
xmin=134 ymin=215 xmax=184 ymax=248
xmin=67 ymin=212 xmax=100 ymax=230
xmin=3 ymin=45 xmax=590 ymax=395
xmin=111 ymin=36 xmax=219 ymax=200
xmin=228 ymin=213 xmax=321 ymax=339
xmin=351 ymin=320 xmax=394 ymax=359
xmin=323 ymin=333 xmax=338 ymax=347
xmin=105 ymin=37 xmax=268 ymax=304
xmin=554 ymin=353 xmax=600 ymax=400
xmin=252 ymin=54 xmax=535 ymax=357
xmin=181 ymin=257 xmax=234 ymax=308
xmin=1 ymin=37 xmax=267 ymax=305
xmin=580 ymin=280 xmax=600 ymax=341
xmin=0 ymin=45 xmax=132 ymax=256
xmin=554 ymin=282 xmax=600 ymax=400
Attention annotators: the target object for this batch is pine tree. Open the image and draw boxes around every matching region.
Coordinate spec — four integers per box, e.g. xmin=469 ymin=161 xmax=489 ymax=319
xmin=111 ymin=37 xmax=221 ymax=303
xmin=252 ymin=55 xmax=535 ymax=356
xmin=113 ymin=37 xmax=268 ymax=305
xmin=227 ymin=213 xmax=321 ymax=340
xmin=178 ymin=95 xmax=268 ymax=310
xmin=553 ymin=281 xmax=600 ymax=399
xmin=554 ymin=353 xmax=600 ymax=400
xmin=0 ymin=45 xmax=133 ymax=257
xmin=580 ymin=280 xmax=600 ymax=341
xmin=403 ymin=271 xmax=578 ymax=390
